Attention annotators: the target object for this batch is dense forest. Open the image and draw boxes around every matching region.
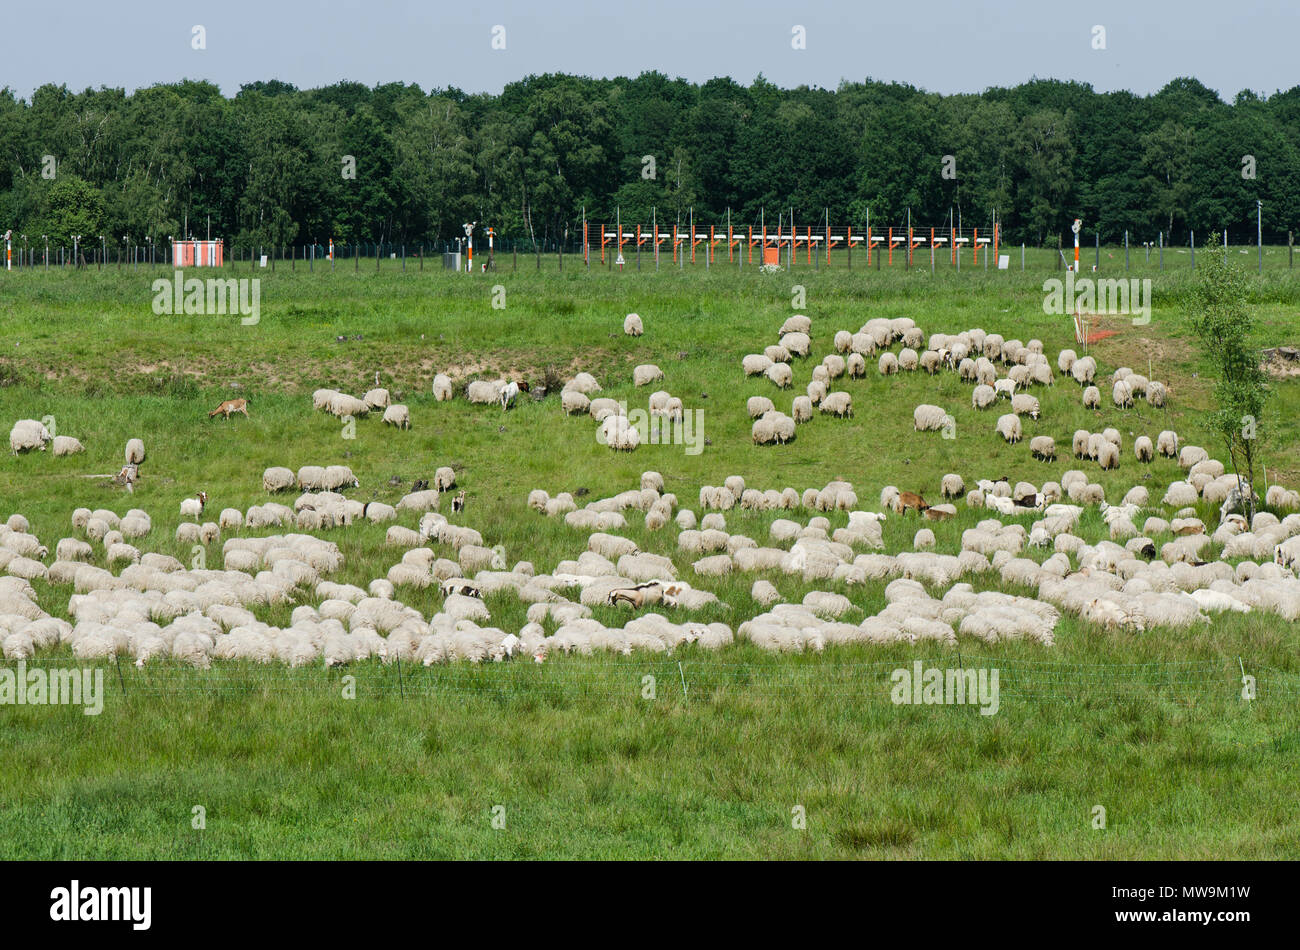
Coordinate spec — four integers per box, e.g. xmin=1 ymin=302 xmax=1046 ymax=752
xmin=1 ymin=72 xmax=1296 ymax=251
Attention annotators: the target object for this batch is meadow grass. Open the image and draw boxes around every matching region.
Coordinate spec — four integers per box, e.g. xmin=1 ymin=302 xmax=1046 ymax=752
xmin=0 ymin=262 xmax=1298 ymax=858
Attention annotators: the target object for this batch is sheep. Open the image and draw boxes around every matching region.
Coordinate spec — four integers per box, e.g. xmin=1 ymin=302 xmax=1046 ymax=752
xmin=1112 ymin=379 xmax=1134 ymax=409
xmin=323 ymin=465 xmax=359 ymax=491
xmin=996 ymin=414 xmax=1022 ymax=443
xmin=766 ymin=363 xmax=793 ymax=388
xmin=941 ymin=474 xmax=965 ymax=499
xmin=780 ymin=332 xmax=811 ymax=357
xmin=1030 ymin=436 xmax=1056 ymax=461
xmin=382 ymin=404 xmax=411 ymax=429
xmin=972 ymin=385 xmax=996 ymax=410
xmin=1097 ymin=440 xmax=1120 ymax=470
xmin=363 ymin=388 xmax=390 ymax=410
xmin=1134 ymin=436 xmax=1154 ymax=463
xmin=779 ymin=315 xmax=812 ymax=336
xmin=878 ymin=352 xmax=899 ymax=375
xmin=1179 ymin=446 xmax=1209 ymax=470
xmin=624 ymin=313 xmax=643 ymax=336
xmin=919 ymin=350 xmax=941 ymax=374
xmin=1078 ymin=385 xmax=1099 ymax=410
xmin=1071 ymin=356 xmax=1097 ymax=385
xmin=791 ymin=396 xmax=813 ymax=423
xmin=567 ymin=372 xmax=602 ymax=395
xmin=1011 ymin=393 xmax=1040 ymax=419
xmin=600 ymin=414 xmax=641 ymax=451
xmin=1146 ymin=380 xmax=1167 ymax=407
xmin=432 ymin=373 xmax=454 ymax=401
xmin=51 ymin=435 xmax=84 ymax=456
xmin=9 ymin=419 xmax=51 ymax=453
xmin=898 ymin=348 xmax=919 ymax=371
xmin=913 ymin=404 xmax=950 ymax=432
xmin=747 ymin=396 xmax=775 ymax=419
xmin=1058 ymin=349 xmax=1078 ymax=373
xmin=561 ymin=389 xmax=591 ymax=414
xmin=823 ymin=354 xmax=847 ymax=379
xmin=1162 ymin=481 xmax=1199 ymax=507
xmin=846 ymin=353 xmax=867 ymax=378
xmin=819 ymin=392 xmax=853 ymax=418
xmin=743 ymin=353 xmax=773 ymax=376
xmin=467 ymin=380 xmax=505 ymax=404
xmin=1157 ymin=430 xmax=1179 ymax=457
xmin=262 ymin=466 xmax=295 ymax=493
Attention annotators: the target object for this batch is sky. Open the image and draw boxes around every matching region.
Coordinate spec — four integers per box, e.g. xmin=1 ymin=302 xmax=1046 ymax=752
xmin=2 ymin=0 xmax=1296 ymax=101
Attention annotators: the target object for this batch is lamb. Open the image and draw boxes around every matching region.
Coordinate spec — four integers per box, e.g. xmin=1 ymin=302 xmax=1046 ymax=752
xmin=382 ymin=404 xmax=411 ymax=428
xmin=1011 ymin=394 xmax=1040 ymax=419
xmin=766 ymin=362 xmax=793 ymax=388
xmin=432 ymin=373 xmax=454 ymax=401
xmin=263 ymin=467 xmax=296 ymax=493
xmin=913 ymin=404 xmax=950 ymax=432
xmin=1157 ymin=430 xmax=1179 ymax=457
xmin=819 ymin=392 xmax=853 ymax=418
xmin=633 ymin=364 xmax=664 ymax=387
xmin=1134 ymin=436 xmax=1154 ymax=463
xmin=624 ymin=313 xmax=643 ymax=336
xmin=996 ymin=414 xmax=1022 ymax=443
xmin=972 ymin=385 xmax=996 ymax=410
xmin=994 ymin=378 xmax=1017 ymax=400
xmin=878 ymin=352 xmax=899 ymax=375
xmin=9 ymin=419 xmax=51 ymax=453
xmin=51 ymin=435 xmax=84 ymax=456
xmin=1030 ymin=436 xmax=1056 ymax=461
xmin=1112 ymin=379 xmax=1134 ymax=409
xmin=499 ymin=380 xmax=529 ymax=409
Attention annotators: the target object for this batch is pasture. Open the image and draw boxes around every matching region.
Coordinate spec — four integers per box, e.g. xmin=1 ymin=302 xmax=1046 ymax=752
xmin=1 ymin=262 xmax=1298 ymax=858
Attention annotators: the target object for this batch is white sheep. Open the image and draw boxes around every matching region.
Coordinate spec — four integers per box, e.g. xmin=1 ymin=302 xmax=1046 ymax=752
xmin=878 ymin=352 xmax=899 ymax=375
xmin=1147 ymin=380 xmax=1167 ymax=407
xmin=1082 ymin=385 xmax=1100 ymax=409
xmin=792 ymin=396 xmax=813 ymax=423
xmin=432 ymin=373 xmax=454 ymax=401
xmin=363 ymin=388 xmax=390 ymax=410
xmin=912 ymin=404 xmax=950 ymax=432
xmin=382 ymin=404 xmax=411 ymax=429
xmin=996 ymin=414 xmax=1022 ymax=443
xmin=780 ymin=332 xmax=811 ymax=357
xmin=51 ymin=436 xmax=84 ymax=456
xmin=1011 ymin=393 xmax=1040 ymax=419
xmin=1058 ymin=349 xmax=1077 ymax=373
xmin=819 ymin=392 xmax=853 ymax=418
xmin=972 ymin=385 xmax=996 ymax=410
xmin=1097 ymin=440 xmax=1119 ymax=470
xmin=747 ymin=396 xmax=775 ymax=418
xmin=561 ymin=389 xmax=591 ymax=414
xmin=779 ymin=315 xmax=811 ymax=335
xmin=9 ymin=420 xmax=50 ymax=453
xmin=263 ymin=467 xmax=295 ymax=493
xmin=898 ymin=348 xmax=919 ymax=371
xmin=1071 ymin=356 xmax=1097 ymax=385
xmin=941 ymin=474 xmax=965 ymax=498
xmin=1112 ymin=379 xmax=1134 ymax=408
xmin=743 ymin=353 xmax=773 ymax=376
xmin=1030 ymin=436 xmax=1056 ymax=461
xmin=624 ymin=313 xmax=643 ymax=336
xmin=1134 ymin=436 xmax=1154 ymax=463
xmin=766 ymin=362 xmax=793 ymax=388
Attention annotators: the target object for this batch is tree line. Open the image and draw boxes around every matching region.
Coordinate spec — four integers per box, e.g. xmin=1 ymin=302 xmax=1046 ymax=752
xmin=1 ymin=73 xmax=1296 ymax=252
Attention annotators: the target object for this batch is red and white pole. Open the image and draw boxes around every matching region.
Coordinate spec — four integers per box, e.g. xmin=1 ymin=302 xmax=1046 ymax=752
xmin=4 ymin=230 xmax=10 ymax=271
xmin=1073 ymin=218 xmax=1081 ymax=272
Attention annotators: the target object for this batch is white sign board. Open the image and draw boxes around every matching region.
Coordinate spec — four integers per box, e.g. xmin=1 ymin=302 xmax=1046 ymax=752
xmin=997 ymin=255 xmax=1010 ymax=270
xmin=259 ymin=255 xmax=268 ymax=268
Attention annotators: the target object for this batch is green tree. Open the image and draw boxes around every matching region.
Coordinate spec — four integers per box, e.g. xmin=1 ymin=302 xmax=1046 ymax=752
xmin=1188 ymin=234 xmax=1271 ymax=520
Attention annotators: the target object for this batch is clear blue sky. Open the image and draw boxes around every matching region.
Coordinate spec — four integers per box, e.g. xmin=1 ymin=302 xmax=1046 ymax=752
xmin=2 ymin=0 xmax=1294 ymax=100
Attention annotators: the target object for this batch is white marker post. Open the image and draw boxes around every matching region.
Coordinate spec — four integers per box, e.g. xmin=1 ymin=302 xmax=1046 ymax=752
xmin=463 ymin=222 xmax=475 ymax=273
xmin=4 ymin=230 xmax=10 ymax=271
xmin=1072 ymin=218 xmax=1081 ymax=273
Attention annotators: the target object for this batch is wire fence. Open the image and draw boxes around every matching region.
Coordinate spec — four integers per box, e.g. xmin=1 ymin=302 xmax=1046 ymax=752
xmin=6 ymin=655 xmax=1297 ymax=706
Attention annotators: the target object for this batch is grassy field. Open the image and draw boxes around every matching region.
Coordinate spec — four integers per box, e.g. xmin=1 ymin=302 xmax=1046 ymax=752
xmin=1 ymin=262 xmax=1298 ymax=858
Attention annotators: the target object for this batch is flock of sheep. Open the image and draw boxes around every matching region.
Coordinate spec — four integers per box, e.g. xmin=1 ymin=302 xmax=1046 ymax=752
xmin=4 ymin=303 xmax=1300 ymax=667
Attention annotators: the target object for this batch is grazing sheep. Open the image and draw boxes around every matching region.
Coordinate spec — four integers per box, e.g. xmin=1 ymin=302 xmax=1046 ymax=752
xmin=819 ymin=392 xmax=853 ymax=418
xmin=9 ymin=420 xmax=51 ymax=453
xmin=1082 ymin=385 xmax=1100 ymax=410
xmin=51 ymin=435 xmax=84 ymax=456
xmin=766 ymin=362 xmax=793 ymax=388
xmin=743 ymin=354 xmax=773 ymax=376
xmin=434 ymin=467 xmax=456 ymax=491
xmin=364 ymin=388 xmax=390 ymax=410
xmin=846 ymin=353 xmax=866 ymax=378
xmin=567 ymin=372 xmax=602 ymax=395
xmin=898 ymin=348 xmax=919 ymax=371
xmin=263 ymin=466 xmax=296 ymax=493
xmin=1179 ymin=446 xmax=1209 ymax=470
xmin=1134 ymin=436 xmax=1154 ymax=463
xmin=747 ymin=396 xmax=775 ymax=418
xmin=779 ymin=315 xmax=812 ymax=336
xmin=561 ymin=389 xmax=591 ymax=414
xmin=834 ymin=330 xmax=852 ymax=353
xmin=1162 ymin=481 xmax=1199 ymax=507
xmin=382 ymin=404 xmax=411 ymax=429
xmin=1011 ymin=393 xmax=1040 ymax=419
xmin=1097 ymin=440 xmax=1120 ymax=470
xmin=791 ymin=396 xmax=813 ymax=423
xmin=823 ymin=354 xmax=846 ymax=379
xmin=996 ymin=414 xmax=1022 ymax=443
xmin=1058 ymin=349 xmax=1078 ymax=373
xmin=919 ymin=350 xmax=941 ymax=374
xmin=913 ymin=404 xmax=950 ymax=432
xmin=994 ymin=378 xmax=1017 ymax=400
xmin=1071 ymin=356 xmax=1097 ymax=385
xmin=878 ymin=352 xmax=899 ymax=375
xmin=432 ymin=373 xmax=454 ymax=401
xmin=1157 ymin=430 xmax=1179 ymax=457
xmin=1112 ymin=379 xmax=1134 ymax=408
xmin=941 ymin=474 xmax=965 ymax=498
xmin=972 ymin=385 xmax=996 ymax=410
xmin=1147 ymin=380 xmax=1167 ymax=407
xmin=780 ymin=332 xmax=811 ymax=357
xmin=467 ymin=380 xmax=505 ymax=404
xmin=1030 ymin=436 xmax=1056 ymax=461
xmin=624 ymin=313 xmax=643 ymax=336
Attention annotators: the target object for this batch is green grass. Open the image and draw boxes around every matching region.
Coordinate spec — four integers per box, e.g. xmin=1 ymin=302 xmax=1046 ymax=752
xmin=0 ymin=263 xmax=1298 ymax=858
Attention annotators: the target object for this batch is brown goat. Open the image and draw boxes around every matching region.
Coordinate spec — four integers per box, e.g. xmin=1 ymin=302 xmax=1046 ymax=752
xmin=209 ymin=398 xmax=249 ymax=419
xmin=895 ymin=491 xmax=930 ymax=515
